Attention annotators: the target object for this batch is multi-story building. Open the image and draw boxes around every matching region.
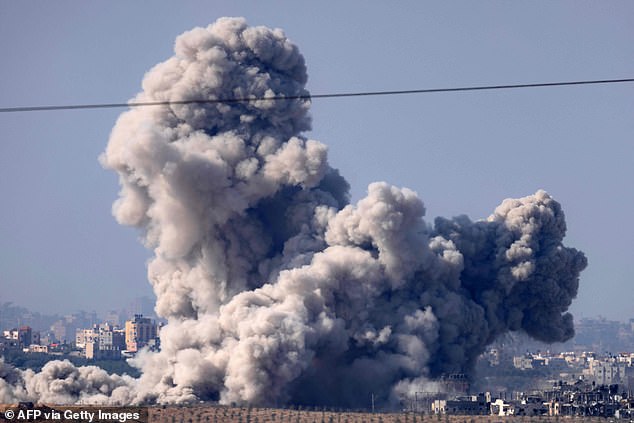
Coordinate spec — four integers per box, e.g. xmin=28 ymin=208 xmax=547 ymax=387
xmin=2 ymin=326 xmax=37 ymax=349
xmin=1 ymin=329 xmax=19 ymax=349
xmin=18 ymin=326 xmax=32 ymax=348
xmin=85 ymin=340 xmax=121 ymax=360
xmin=588 ymin=359 xmax=628 ymax=385
xmin=99 ymin=323 xmax=125 ymax=348
xmin=75 ymin=327 xmax=98 ymax=349
xmin=125 ymin=314 xmax=158 ymax=353
xmin=77 ymin=323 xmax=126 ymax=360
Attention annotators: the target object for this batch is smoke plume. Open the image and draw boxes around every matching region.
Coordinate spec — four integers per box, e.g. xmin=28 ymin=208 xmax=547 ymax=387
xmin=1 ymin=18 xmax=586 ymax=408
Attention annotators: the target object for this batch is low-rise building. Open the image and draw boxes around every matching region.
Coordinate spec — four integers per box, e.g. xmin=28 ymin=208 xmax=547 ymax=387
xmin=26 ymin=344 xmax=48 ymax=353
xmin=432 ymin=393 xmax=491 ymax=415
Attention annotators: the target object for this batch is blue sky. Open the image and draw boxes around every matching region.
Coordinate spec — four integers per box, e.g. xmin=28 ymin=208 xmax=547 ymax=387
xmin=0 ymin=2 xmax=632 ymax=321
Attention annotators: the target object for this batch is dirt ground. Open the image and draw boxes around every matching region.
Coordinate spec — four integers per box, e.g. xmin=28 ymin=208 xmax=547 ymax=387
xmin=148 ymin=406 xmax=614 ymax=423
xmin=0 ymin=404 xmax=615 ymax=423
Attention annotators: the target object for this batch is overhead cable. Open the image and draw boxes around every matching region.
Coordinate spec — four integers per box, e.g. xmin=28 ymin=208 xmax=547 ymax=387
xmin=1 ymin=77 xmax=633 ymax=113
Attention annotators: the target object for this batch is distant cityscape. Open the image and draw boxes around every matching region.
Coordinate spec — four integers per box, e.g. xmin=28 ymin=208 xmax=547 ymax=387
xmin=1 ymin=300 xmax=633 ymax=417
xmin=0 ymin=298 xmax=162 ymax=361
xmin=404 ymin=318 xmax=634 ymax=418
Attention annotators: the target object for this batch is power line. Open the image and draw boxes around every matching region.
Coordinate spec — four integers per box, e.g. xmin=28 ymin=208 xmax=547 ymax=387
xmin=1 ymin=77 xmax=633 ymax=113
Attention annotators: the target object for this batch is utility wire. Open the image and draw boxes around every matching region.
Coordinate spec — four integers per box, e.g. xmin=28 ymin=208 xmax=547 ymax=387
xmin=1 ymin=77 xmax=633 ymax=113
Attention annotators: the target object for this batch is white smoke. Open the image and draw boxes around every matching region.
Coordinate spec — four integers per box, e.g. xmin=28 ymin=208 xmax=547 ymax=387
xmin=0 ymin=17 xmax=586 ymax=408
xmin=0 ymin=358 xmax=136 ymax=405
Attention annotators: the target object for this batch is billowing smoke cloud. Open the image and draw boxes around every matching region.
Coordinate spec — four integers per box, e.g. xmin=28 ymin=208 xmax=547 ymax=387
xmin=0 ymin=358 xmax=136 ymax=404
xmin=1 ymin=17 xmax=586 ymax=408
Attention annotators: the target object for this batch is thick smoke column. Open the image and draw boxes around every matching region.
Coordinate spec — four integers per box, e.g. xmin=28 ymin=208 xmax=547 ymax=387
xmin=1 ymin=18 xmax=586 ymax=408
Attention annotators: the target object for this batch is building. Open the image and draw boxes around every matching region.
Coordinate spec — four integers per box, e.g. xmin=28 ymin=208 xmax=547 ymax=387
xmin=100 ymin=324 xmax=125 ymax=348
xmin=440 ymin=373 xmax=470 ymax=395
xmin=75 ymin=327 xmax=98 ymax=349
xmin=85 ymin=340 xmax=121 ymax=360
xmin=26 ymin=344 xmax=48 ymax=353
xmin=432 ymin=393 xmax=491 ymax=415
xmin=542 ymin=382 xmax=625 ymax=417
xmin=77 ymin=323 xmax=126 ymax=360
xmin=125 ymin=314 xmax=158 ymax=353
xmin=513 ymin=355 xmax=533 ymax=370
xmin=589 ymin=360 xmax=628 ymax=385
xmin=491 ymin=399 xmax=514 ymax=416
xmin=513 ymin=353 xmax=551 ymax=370
xmin=515 ymin=395 xmax=549 ymax=416
xmin=1 ymin=329 xmax=19 ymax=349
xmin=2 ymin=326 xmax=37 ymax=349
xmin=18 ymin=326 xmax=32 ymax=348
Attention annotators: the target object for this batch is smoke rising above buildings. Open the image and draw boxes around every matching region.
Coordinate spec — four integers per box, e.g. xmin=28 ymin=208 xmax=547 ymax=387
xmin=0 ymin=17 xmax=586 ymax=408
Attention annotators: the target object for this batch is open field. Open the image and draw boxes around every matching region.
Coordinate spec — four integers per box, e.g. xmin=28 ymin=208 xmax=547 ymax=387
xmin=148 ymin=406 xmax=624 ymax=423
xmin=0 ymin=404 xmax=625 ymax=423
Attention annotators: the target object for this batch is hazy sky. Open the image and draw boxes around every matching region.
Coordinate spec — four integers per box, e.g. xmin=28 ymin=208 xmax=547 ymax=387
xmin=0 ymin=2 xmax=632 ymax=321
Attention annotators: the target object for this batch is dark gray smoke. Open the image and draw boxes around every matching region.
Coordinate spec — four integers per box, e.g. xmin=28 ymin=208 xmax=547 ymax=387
xmin=1 ymin=17 xmax=586 ymax=408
